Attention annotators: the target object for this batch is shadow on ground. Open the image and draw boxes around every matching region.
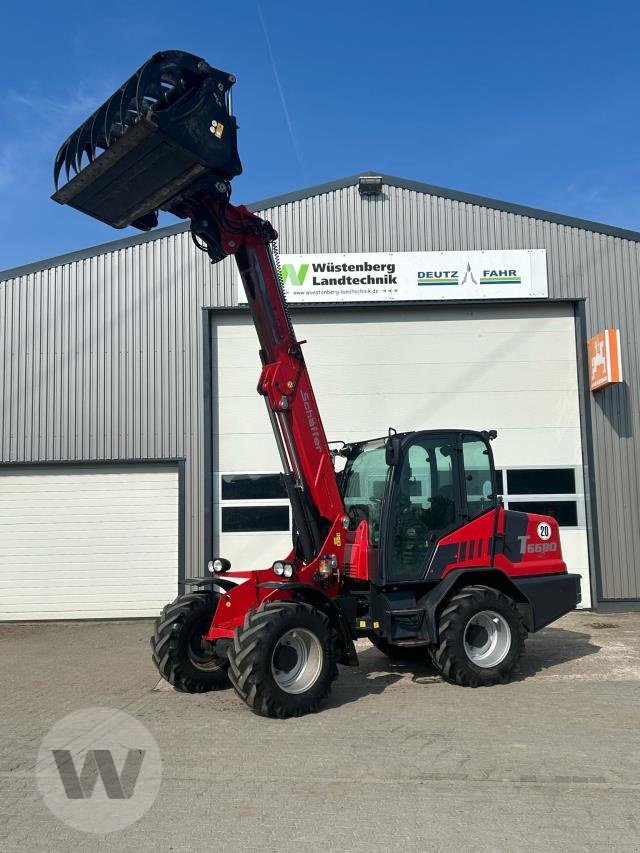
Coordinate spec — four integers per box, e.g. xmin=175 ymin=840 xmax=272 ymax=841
xmin=515 ymin=626 xmax=601 ymax=680
xmin=325 ymin=626 xmax=602 ymax=708
xmin=326 ymin=644 xmax=439 ymax=709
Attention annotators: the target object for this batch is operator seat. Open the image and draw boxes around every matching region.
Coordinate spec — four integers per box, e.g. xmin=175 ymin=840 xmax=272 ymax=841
xmin=430 ymin=484 xmax=455 ymax=529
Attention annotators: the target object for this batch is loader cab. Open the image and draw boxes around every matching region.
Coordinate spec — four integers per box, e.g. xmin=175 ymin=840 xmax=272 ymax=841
xmin=340 ymin=429 xmax=497 ymax=585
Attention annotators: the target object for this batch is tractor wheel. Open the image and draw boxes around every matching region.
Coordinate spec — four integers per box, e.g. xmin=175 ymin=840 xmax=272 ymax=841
xmin=150 ymin=591 xmax=229 ymax=692
xmin=370 ymin=635 xmax=428 ymax=661
xmin=430 ymin=585 xmax=527 ymax=687
xmin=228 ymin=601 xmax=338 ymax=718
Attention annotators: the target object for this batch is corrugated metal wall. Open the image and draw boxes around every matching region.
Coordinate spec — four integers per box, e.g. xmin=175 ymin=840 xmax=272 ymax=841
xmin=1 ymin=180 xmax=639 ymax=601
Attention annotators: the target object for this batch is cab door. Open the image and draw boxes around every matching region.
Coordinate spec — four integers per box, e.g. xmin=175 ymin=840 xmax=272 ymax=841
xmin=380 ymin=432 xmax=466 ymax=584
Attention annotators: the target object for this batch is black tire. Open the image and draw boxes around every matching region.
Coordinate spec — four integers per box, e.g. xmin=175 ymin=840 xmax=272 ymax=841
xmin=228 ymin=601 xmax=338 ymax=718
xmin=151 ymin=591 xmax=229 ymax=692
xmin=370 ymin=635 xmax=428 ymax=662
xmin=430 ymin=585 xmax=527 ymax=687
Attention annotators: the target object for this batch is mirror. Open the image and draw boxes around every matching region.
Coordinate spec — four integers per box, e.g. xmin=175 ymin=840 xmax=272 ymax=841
xmin=385 ymin=434 xmax=402 ymax=466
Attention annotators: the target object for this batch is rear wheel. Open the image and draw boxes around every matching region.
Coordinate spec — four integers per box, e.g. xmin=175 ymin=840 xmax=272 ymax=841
xmin=431 ymin=585 xmax=526 ymax=686
xmin=228 ymin=601 xmax=338 ymax=718
xmin=150 ymin=591 xmax=229 ymax=692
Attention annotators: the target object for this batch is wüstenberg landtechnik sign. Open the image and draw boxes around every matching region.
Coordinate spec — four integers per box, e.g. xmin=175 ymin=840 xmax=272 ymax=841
xmin=237 ymin=249 xmax=548 ymax=304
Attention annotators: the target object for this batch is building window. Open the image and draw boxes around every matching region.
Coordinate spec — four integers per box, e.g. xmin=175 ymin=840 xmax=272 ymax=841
xmin=219 ymin=473 xmax=290 ymax=533
xmin=508 ymin=500 xmax=578 ymax=527
xmin=506 ymin=468 xmax=576 ymax=495
xmin=495 ymin=466 xmax=583 ymax=528
xmin=221 ymin=473 xmax=286 ymax=501
xmin=221 ymin=506 xmax=289 ymax=533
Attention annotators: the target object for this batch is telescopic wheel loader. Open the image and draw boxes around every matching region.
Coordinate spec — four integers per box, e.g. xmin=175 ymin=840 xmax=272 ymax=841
xmin=52 ymin=50 xmax=581 ymax=717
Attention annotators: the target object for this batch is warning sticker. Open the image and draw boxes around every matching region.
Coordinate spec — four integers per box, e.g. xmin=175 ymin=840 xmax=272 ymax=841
xmin=537 ymin=522 xmax=552 ymax=541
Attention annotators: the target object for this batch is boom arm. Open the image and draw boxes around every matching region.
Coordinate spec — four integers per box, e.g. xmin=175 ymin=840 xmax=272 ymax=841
xmin=186 ymin=192 xmax=345 ymax=562
xmin=51 ymin=50 xmax=344 ymax=563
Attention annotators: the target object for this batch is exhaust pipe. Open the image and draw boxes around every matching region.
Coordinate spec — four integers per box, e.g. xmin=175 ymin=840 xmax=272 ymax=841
xmin=52 ymin=50 xmax=242 ymax=231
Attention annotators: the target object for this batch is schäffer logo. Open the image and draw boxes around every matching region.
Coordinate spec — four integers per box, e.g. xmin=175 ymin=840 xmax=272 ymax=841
xmin=281 ymin=264 xmax=309 ymax=287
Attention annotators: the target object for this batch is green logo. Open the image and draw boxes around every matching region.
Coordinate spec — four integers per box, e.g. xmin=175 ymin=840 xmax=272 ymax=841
xmin=281 ymin=263 xmax=309 ymax=287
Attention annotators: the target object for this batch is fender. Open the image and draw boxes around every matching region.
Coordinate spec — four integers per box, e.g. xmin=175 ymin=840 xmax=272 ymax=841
xmin=257 ymin=581 xmax=359 ymax=666
xmin=419 ymin=567 xmax=532 ymax=642
xmin=183 ymin=576 xmax=239 ymax=595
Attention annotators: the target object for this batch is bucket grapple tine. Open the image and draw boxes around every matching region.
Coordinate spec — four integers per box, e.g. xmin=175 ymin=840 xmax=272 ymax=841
xmin=76 ymin=142 xmax=93 ymax=174
xmin=118 ymin=73 xmax=139 ymax=130
xmin=134 ymin=58 xmax=154 ymax=117
xmin=64 ymin=125 xmax=82 ymax=181
xmin=103 ymin=86 xmax=126 ymax=146
xmin=53 ymin=138 xmax=69 ymax=190
xmin=88 ymin=100 xmax=111 ymax=155
xmin=135 ymin=56 xmax=167 ymax=115
xmin=73 ymin=112 xmax=99 ymax=174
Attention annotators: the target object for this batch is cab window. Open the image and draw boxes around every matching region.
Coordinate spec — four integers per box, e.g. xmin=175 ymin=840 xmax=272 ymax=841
xmin=341 ymin=440 xmax=388 ymax=544
xmin=462 ymin=435 xmax=495 ymax=519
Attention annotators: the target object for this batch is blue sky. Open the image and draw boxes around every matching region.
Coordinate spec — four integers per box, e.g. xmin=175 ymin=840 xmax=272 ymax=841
xmin=1 ymin=0 xmax=639 ymax=273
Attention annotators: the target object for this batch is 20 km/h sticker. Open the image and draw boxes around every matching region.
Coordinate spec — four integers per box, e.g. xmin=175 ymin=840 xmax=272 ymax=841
xmin=537 ymin=522 xmax=552 ymax=540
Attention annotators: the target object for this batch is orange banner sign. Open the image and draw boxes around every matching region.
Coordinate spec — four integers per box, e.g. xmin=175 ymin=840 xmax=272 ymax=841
xmin=588 ymin=328 xmax=622 ymax=391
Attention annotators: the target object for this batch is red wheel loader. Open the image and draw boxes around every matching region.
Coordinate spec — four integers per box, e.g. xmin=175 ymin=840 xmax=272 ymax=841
xmin=52 ymin=50 xmax=581 ymax=717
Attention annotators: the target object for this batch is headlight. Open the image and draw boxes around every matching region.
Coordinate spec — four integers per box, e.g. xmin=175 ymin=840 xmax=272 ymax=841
xmin=273 ymin=561 xmax=285 ymax=576
xmin=283 ymin=562 xmax=294 ymax=578
xmin=208 ymin=557 xmax=231 ymax=573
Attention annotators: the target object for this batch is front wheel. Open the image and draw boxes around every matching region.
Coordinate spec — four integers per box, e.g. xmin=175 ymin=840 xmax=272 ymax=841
xmin=228 ymin=601 xmax=338 ymax=718
xmin=430 ymin=585 xmax=527 ymax=687
xmin=150 ymin=591 xmax=229 ymax=692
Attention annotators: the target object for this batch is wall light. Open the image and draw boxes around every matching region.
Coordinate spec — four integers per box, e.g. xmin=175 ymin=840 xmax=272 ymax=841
xmin=358 ymin=175 xmax=383 ymax=196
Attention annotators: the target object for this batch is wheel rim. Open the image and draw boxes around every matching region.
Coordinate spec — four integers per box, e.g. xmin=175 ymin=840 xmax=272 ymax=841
xmin=463 ymin=610 xmax=511 ymax=668
xmin=187 ymin=614 xmax=223 ymax=672
xmin=271 ymin=628 xmax=324 ymax=694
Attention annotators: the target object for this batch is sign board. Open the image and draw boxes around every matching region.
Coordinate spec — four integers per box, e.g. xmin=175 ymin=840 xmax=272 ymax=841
xmin=237 ymin=249 xmax=548 ymax=304
xmin=588 ymin=328 xmax=623 ymax=391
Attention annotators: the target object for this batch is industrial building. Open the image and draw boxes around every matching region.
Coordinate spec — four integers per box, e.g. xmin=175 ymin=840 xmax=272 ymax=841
xmin=1 ymin=172 xmax=638 ymax=619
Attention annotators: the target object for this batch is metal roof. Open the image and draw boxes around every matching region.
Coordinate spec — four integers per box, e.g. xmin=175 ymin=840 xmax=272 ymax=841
xmin=2 ymin=170 xmax=640 ymax=282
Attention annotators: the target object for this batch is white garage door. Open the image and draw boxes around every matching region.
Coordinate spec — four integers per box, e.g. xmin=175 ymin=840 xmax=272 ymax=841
xmin=0 ymin=463 xmax=179 ymax=620
xmin=212 ymin=302 xmax=590 ymax=606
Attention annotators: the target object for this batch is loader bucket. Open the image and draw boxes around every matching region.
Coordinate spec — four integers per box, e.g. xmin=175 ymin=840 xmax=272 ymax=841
xmin=52 ymin=50 xmax=242 ymax=231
